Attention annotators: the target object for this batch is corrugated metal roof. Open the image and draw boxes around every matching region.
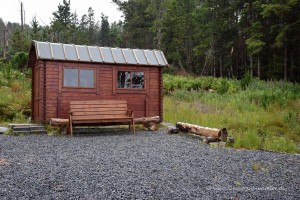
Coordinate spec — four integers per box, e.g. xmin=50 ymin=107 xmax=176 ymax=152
xmin=33 ymin=41 xmax=168 ymax=66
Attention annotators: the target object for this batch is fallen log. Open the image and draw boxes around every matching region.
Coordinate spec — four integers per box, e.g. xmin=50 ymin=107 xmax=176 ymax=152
xmin=50 ymin=118 xmax=69 ymax=134
xmin=203 ymin=136 xmax=219 ymax=144
xmin=134 ymin=116 xmax=160 ymax=124
xmin=50 ymin=118 xmax=69 ymax=126
xmin=167 ymin=125 xmax=179 ymax=134
xmin=144 ymin=122 xmax=159 ymax=131
xmin=176 ymin=122 xmax=228 ymax=142
xmin=134 ymin=116 xmax=160 ymax=131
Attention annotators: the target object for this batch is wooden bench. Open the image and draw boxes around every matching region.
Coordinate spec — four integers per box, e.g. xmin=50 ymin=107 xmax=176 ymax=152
xmin=68 ymin=100 xmax=135 ymax=135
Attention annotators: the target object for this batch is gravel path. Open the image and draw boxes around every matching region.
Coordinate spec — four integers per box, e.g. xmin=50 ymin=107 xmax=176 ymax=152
xmin=0 ymin=128 xmax=299 ymax=199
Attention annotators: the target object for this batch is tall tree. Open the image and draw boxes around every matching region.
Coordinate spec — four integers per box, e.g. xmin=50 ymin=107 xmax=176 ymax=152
xmin=87 ymin=7 xmax=97 ymax=45
xmin=99 ymin=13 xmax=110 ymax=46
xmin=30 ymin=16 xmax=41 ymax=40
xmin=109 ymin=21 xmax=123 ymax=47
xmin=51 ymin=0 xmax=73 ymax=42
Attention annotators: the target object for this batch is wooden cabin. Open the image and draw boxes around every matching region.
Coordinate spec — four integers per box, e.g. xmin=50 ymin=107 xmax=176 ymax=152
xmin=28 ymin=41 xmax=168 ymax=123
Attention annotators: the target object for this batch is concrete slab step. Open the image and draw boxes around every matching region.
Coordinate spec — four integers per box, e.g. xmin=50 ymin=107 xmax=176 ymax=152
xmin=30 ymin=126 xmax=46 ymax=131
xmin=9 ymin=124 xmax=47 ymax=135
xmin=30 ymin=130 xmax=48 ymax=134
xmin=13 ymin=131 xmax=31 ymax=135
xmin=13 ymin=127 xmax=30 ymax=132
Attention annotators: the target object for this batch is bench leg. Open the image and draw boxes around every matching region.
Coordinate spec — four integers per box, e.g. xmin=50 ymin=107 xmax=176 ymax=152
xmin=132 ymin=119 xmax=135 ymax=134
xmin=68 ymin=122 xmax=73 ymax=136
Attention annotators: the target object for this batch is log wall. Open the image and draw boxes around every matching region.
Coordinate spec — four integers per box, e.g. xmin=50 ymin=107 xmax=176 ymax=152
xmin=34 ymin=61 xmax=162 ymax=122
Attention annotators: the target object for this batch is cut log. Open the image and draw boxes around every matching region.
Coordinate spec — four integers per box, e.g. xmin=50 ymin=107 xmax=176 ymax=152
xmin=50 ymin=118 xmax=69 ymax=134
xmin=176 ymin=122 xmax=228 ymax=142
xmin=203 ymin=136 xmax=219 ymax=144
xmin=144 ymin=122 xmax=158 ymax=131
xmin=50 ymin=118 xmax=69 ymax=126
xmin=167 ymin=125 xmax=179 ymax=134
xmin=134 ymin=116 xmax=160 ymax=124
xmin=134 ymin=116 xmax=160 ymax=131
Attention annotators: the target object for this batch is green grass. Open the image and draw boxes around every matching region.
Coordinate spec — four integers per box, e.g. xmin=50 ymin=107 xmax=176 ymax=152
xmin=164 ymin=75 xmax=300 ymax=153
xmin=0 ymin=63 xmax=31 ymax=124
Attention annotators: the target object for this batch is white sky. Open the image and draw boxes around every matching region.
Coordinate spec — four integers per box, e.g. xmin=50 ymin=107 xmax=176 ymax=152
xmin=0 ymin=0 xmax=124 ymax=25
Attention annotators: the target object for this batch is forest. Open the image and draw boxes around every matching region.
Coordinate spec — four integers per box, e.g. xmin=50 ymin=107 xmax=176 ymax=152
xmin=0 ymin=0 xmax=300 ymax=81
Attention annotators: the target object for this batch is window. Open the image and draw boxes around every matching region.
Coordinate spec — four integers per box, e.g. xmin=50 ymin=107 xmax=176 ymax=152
xmin=63 ymin=68 xmax=94 ymax=87
xmin=118 ymin=71 xmax=144 ymax=89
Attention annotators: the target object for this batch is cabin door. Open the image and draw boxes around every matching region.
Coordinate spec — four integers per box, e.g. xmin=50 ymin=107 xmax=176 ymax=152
xmin=33 ymin=66 xmax=40 ymax=121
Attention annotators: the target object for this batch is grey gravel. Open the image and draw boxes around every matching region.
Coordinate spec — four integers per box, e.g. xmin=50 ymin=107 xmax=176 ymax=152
xmin=0 ymin=128 xmax=299 ymax=199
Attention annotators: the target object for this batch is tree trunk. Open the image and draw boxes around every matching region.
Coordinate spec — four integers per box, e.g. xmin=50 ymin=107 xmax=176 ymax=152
xmin=249 ymin=54 xmax=253 ymax=76
xmin=21 ymin=1 xmax=24 ymax=32
xmin=3 ymin=25 xmax=8 ymax=60
xmin=219 ymin=54 xmax=223 ymax=77
xmin=257 ymin=53 xmax=261 ymax=78
xmin=290 ymin=50 xmax=295 ymax=81
xmin=176 ymin=122 xmax=228 ymax=142
xmin=284 ymin=46 xmax=288 ymax=81
xmin=176 ymin=47 xmax=184 ymax=70
xmin=213 ymin=57 xmax=216 ymax=77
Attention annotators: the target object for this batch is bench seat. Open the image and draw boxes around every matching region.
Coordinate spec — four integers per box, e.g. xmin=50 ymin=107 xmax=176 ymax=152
xmin=68 ymin=100 xmax=135 ymax=135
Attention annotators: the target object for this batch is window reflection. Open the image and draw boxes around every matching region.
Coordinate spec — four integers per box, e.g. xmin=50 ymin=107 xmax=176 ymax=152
xmin=64 ymin=68 xmax=78 ymax=87
xmin=80 ymin=69 xmax=94 ymax=87
xmin=118 ymin=71 xmax=144 ymax=89
xmin=132 ymin=72 xmax=144 ymax=88
xmin=63 ymin=68 xmax=94 ymax=88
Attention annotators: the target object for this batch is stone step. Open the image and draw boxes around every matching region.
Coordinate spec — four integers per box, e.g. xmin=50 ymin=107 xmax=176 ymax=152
xmin=13 ymin=130 xmax=31 ymax=135
xmin=30 ymin=130 xmax=48 ymax=134
xmin=30 ymin=126 xmax=46 ymax=131
xmin=13 ymin=127 xmax=30 ymax=132
xmin=8 ymin=124 xmax=47 ymax=135
xmin=9 ymin=124 xmax=42 ymax=128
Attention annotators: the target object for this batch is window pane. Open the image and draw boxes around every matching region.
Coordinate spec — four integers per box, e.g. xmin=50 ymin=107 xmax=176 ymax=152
xmin=145 ymin=50 xmax=159 ymax=65
xmin=112 ymin=48 xmax=125 ymax=63
xmin=64 ymin=44 xmax=78 ymax=61
xmin=118 ymin=71 xmax=131 ymax=88
xmin=80 ymin=69 xmax=94 ymax=87
xmin=132 ymin=72 xmax=144 ymax=89
xmin=134 ymin=49 xmax=148 ymax=65
xmin=123 ymin=49 xmax=137 ymax=64
xmin=64 ymin=69 xmax=78 ymax=87
xmin=51 ymin=43 xmax=65 ymax=60
xmin=37 ymin=42 xmax=51 ymax=59
xmin=101 ymin=47 xmax=114 ymax=63
xmin=77 ymin=45 xmax=90 ymax=61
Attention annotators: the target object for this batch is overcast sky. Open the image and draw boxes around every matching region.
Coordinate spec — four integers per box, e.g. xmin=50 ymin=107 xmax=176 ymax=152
xmin=0 ymin=0 xmax=124 ymax=25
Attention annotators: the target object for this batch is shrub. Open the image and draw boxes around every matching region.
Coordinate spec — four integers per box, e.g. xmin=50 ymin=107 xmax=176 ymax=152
xmin=240 ymin=71 xmax=253 ymax=90
xmin=11 ymin=52 xmax=28 ymax=71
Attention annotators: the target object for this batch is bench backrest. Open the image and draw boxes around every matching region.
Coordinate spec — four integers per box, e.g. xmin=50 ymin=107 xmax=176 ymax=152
xmin=70 ymin=100 xmax=128 ymax=119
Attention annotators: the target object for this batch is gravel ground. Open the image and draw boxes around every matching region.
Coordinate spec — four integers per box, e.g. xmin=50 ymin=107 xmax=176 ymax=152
xmin=0 ymin=128 xmax=299 ymax=200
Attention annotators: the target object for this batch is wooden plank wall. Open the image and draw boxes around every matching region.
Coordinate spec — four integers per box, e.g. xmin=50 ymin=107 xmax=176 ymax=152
xmin=43 ymin=61 xmax=162 ymax=122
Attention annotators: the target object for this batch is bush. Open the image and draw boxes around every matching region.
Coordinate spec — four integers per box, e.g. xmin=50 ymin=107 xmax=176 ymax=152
xmin=11 ymin=52 xmax=28 ymax=71
xmin=0 ymin=62 xmax=31 ymax=123
xmin=240 ymin=71 xmax=253 ymax=90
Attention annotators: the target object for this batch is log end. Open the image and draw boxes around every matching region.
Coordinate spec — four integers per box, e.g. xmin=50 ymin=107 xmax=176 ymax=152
xmin=219 ymin=128 xmax=228 ymax=142
xmin=143 ymin=122 xmax=159 ymax=131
